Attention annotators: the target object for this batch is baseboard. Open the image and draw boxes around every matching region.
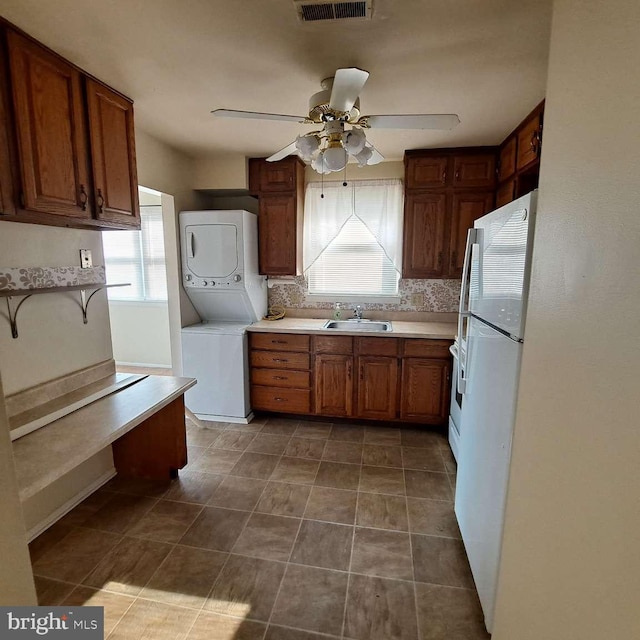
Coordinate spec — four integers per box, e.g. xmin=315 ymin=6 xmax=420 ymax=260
xmin=26 ymin=468 xmax=117 ymax=542
xmin=193 ymin=411 xmax=255 ymax=425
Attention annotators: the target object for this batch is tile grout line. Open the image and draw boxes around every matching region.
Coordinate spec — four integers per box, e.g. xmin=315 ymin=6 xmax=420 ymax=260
xmin=264 ymin=421 xmax=325 ymax=638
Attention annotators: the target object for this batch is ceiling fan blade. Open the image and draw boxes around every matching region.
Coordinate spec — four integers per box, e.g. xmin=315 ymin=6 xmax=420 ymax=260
xmin=266 ymin=141 xmax=298 ymax=162
xmin=212 ymin=109 xmax=305 ymax=123
xmin=329 ymin=68 xmax=369 ymax=114
xmin=364 ymin=114 xmax=460 ymax=130
xmin=366 ymin=143 xmax=384 ymax=165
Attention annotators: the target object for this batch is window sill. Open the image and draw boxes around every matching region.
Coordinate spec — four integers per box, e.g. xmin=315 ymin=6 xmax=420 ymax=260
xmin=305 ymin=293 xmax=402 ymax=304
xmin=107 ymin=299 xmax=168 ymax=306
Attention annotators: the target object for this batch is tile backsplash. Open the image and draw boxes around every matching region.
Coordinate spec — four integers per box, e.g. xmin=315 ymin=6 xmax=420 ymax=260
xmin=268 ymin=277 xmax=461 ymax=313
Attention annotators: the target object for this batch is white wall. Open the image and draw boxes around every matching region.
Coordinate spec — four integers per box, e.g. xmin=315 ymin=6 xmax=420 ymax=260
xmin=492 ymin=2 xmax=640 ymax=638
xmin=109 ymin=301 xmax=171 ymax=367
xmin=0 ymin=223 xmax=112 ymax=395
xmin=192 ymin=153 xmax=248 ymax=190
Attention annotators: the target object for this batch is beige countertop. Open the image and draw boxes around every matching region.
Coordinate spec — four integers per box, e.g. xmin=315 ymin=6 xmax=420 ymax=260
xmin=248 ymin=317 xmax=456 ymax=340
xmin=12 ymin=375 xmax=196 ymax=501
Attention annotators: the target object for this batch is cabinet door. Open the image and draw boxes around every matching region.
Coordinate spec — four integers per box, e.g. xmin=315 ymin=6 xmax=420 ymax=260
xmin=498 ymin=136 xmax=517 ymax=182
xmin=259 ymin=157 xmax=297 ymax=192
xmin=86 ymin=78 xmax=140 ymax=227
xmin=453 ymin=153 xmax=496 ymax=188
xmin=402 ymin=192 xmax=447 ymax=278
xmin=405 ymin=155 xmax=448 ymax=189
xmin=0 ymin=40 xmax=15 ymax=216
xmin=258 ymin=194 xmax=297 ymax=275
xmin=7 ymin=30 xmax=92 ymax=219
xmin=517 ymin=112 xmax=542 ymax=171
xmin=315 ymin=354 xmax=354 ymax=417
xmin=448 ymin=192 xmax=494 ymax=278
xmin=357 ymin=356 xmax=398 ymax=420
xmin=400 ymin=358 xmax=451 ymax=423
xmin=496 ymin=180 xmax=516 ymax=208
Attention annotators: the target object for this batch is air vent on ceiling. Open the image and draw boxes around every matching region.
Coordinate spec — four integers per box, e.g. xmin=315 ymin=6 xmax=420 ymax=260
xmin=294 ymin=1 xmax=373 ymax=22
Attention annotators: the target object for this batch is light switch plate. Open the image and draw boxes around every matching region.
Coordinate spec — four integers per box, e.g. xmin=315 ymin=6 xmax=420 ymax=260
xmin=80 ymin=249 xmax=93 ymax=269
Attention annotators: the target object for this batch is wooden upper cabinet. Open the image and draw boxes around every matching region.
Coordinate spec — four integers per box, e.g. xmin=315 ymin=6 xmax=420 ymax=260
xmin=0 ymin=38 xmax=14 ymax=216
xmin=400 ymin=358 xmax=451 ymax=422
xmin=496 ymin=180 xmax=516 ymax=208
xmin=498 ymin=136 xmax=517 ymax=182
xmin=356 ymin=356 xmax=398 ymax=421
xmin=7 ymin=30 xmax=92 ymax=219
xmin=405 ymin=155 xmax=448 ymax=189
xmin=85 ymin=78 xmax=139 ymax=227
xmin=258 ymin=195 xmax=297 ymax=275
xmin=315 ymin=354 xmax=354 ymax=418
xmin=402 ymin=192 xmax=447 ymax=278
xmin=517 ymin=109 xmax=543 ymax=171
xmin=448 ymin=192 xmax=494 ymax=278
xmin=452 ymin=153 xmax=496 ymax=188
xmin=258 ymin=158 xmax=297 ymax=192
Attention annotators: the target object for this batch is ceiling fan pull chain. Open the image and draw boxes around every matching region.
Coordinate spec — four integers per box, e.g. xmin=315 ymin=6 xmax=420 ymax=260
xmin=343 ymin=163 xmax=348 ymax=187
xmin=321 ymin=170 xmax=324 ymax=198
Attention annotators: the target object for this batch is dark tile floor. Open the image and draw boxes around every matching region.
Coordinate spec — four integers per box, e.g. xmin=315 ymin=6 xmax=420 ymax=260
xmin=30 ymin=417 xmax=489 ymax=640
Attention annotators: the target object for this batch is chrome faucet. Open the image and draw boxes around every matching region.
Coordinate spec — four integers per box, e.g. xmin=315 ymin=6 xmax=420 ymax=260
xmin=353 ymin=305 xmax=364 ymax=320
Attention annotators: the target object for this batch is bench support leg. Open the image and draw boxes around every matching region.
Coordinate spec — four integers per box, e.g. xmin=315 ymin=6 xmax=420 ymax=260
xmin=112 ymin=396 xmax=187 ymax=480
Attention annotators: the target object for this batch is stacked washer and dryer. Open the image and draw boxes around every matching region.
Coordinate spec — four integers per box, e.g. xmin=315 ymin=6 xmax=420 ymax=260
xmin=179 ymin=210 xmax=267 ymax=423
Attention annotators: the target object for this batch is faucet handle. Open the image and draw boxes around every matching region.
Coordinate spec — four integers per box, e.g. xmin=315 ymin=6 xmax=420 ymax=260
xmin=354 ymin=305 xmax=363 ymax=319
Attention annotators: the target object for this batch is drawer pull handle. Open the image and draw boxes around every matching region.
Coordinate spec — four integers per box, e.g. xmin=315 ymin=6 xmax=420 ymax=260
xmin=273 ymin=358 xmax=288 ymax=363
xmin=271 ymin=340 xmax=287 ymax=344
xmin=274 ymin=397 xmax=287 ymax=402
xmin=273 ymin=376 xmax=288 ymax=380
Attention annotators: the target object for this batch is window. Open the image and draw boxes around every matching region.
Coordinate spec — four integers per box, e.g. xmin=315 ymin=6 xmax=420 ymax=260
xmin=102 ymin=204 xmax=168 ymax=301
xmin=304 ymin=179 xmax=404 ymax=297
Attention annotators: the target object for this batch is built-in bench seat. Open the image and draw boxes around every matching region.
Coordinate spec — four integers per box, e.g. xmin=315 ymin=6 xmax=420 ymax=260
xmin=11 ymin=374 xmax=196 ymax=501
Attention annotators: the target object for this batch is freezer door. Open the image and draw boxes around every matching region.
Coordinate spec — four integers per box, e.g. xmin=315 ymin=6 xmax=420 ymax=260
xmin=184 ymin=223 xmax=239 ymax=278
xmin=454 ymin=316 xmax=522 ymax=633
xmin=469 ymin=192 xmax=536 ymax=340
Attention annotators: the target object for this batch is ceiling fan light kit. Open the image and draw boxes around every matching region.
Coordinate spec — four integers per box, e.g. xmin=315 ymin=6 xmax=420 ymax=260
xmin=212 ymin=67 xmax=460 ymax=175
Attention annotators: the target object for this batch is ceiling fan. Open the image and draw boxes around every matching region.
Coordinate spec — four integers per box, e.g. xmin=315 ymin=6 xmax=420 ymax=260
xmin=212 ymin=68 xmax=460 ymax=174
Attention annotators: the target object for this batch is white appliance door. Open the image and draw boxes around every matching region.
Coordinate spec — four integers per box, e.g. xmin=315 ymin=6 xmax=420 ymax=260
xmin=454 ymin=316 xmax=522 ymax=633
xmin=181 ymin=329 xmax=250 ymax=419
xmin=185 ymin=224 xmax=238 ymax=278
xmin=470 ymin=192 xmax=536 ymax=340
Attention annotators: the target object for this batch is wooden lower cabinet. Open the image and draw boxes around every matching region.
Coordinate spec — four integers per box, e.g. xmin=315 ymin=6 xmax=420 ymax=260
xmin=400 ymin=358 xmax=451 ymax=423
xmin=249 ymin=332 xmax=452 ymax=425
xmin=357 ymin=356 xmax=398 ymax=420
xmin=314 ymin=354 xmax=354 ymax=418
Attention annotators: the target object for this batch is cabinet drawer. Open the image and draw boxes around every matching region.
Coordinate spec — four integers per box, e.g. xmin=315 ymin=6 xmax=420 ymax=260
xmin=314 ymin=335 xmax=353 ymax=354
xmin=250 ymin=350 xmax=310 ymax=370
xmin=251 ymin=386 xmax=311 ymax=413
xmin=357 ymin=337 xmax=400 ymax=357
xmin=251 ymin=368 xmax=310 ymax=389
xmin=402 ymin=339 xmax=452 ymax=358
xmin=250 ymin=333 xmax=310 ymax=352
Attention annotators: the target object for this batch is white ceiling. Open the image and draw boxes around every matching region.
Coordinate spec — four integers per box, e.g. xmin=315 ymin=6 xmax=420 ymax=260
xmin=0 ymin=0 xmax=552 ymax=161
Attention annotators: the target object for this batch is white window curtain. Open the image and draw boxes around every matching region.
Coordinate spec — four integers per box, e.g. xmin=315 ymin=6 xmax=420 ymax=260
xmin=102 ymin=205 xmax=168 ymax=301
xmin=303 ymin=179 xmax=404 ymax=296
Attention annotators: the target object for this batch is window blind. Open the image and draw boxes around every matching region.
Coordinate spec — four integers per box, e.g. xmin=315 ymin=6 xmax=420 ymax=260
xmin=102 ymin=205 xmax=168 ymax=301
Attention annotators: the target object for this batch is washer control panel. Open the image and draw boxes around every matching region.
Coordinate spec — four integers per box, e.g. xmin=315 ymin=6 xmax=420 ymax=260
xmin=184 ymin=273 xmax=243 ymax=288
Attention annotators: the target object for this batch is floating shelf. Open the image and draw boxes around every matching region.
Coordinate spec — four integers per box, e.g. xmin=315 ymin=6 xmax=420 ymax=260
xmin=0 ymin=283 xmax=130 ymax=338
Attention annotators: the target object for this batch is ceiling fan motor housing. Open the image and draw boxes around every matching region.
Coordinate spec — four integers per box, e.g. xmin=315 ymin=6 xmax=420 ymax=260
xmin=308 ymin=82 xmax=361 ymax=122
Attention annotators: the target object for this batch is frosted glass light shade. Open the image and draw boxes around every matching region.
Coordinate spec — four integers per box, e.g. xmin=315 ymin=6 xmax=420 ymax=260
xmin=343 ymin=128 xmax=366 ymax=154
xmin=295 ymin=134 xmax=319 ymax=161
xmin=354 ymin=146 xmax=373 ymax=167
xmin=311 ymin=151 xmax=331 ymax=174
xmin=323 ymin=147 xmax=348 ymax=172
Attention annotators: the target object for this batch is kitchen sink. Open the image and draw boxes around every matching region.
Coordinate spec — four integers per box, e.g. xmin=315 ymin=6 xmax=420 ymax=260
xmin=322 ymin=319 xmax=392 ymax=332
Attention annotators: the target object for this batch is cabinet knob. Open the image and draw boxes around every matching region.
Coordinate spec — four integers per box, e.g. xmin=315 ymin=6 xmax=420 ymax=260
xmin=96 ymin=188 xmax=105 ymax=214
xmin=79 ymin=185 xmax=88 ymax=211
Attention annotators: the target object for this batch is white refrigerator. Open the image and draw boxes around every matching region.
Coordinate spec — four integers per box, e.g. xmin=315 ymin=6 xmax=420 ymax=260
xmin=454 ymin=191 xmax=537 ymax=633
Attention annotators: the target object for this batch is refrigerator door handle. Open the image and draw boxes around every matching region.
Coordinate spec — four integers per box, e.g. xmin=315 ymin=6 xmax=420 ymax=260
xmin=457 ymin=228 xmax=478 ymax=393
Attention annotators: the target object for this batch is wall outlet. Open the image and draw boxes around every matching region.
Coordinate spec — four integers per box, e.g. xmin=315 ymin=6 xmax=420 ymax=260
xmin=79 ymin=249 xmax=93 ymax=269
xmin=410 ymin=292 xmax=425 ymax=307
